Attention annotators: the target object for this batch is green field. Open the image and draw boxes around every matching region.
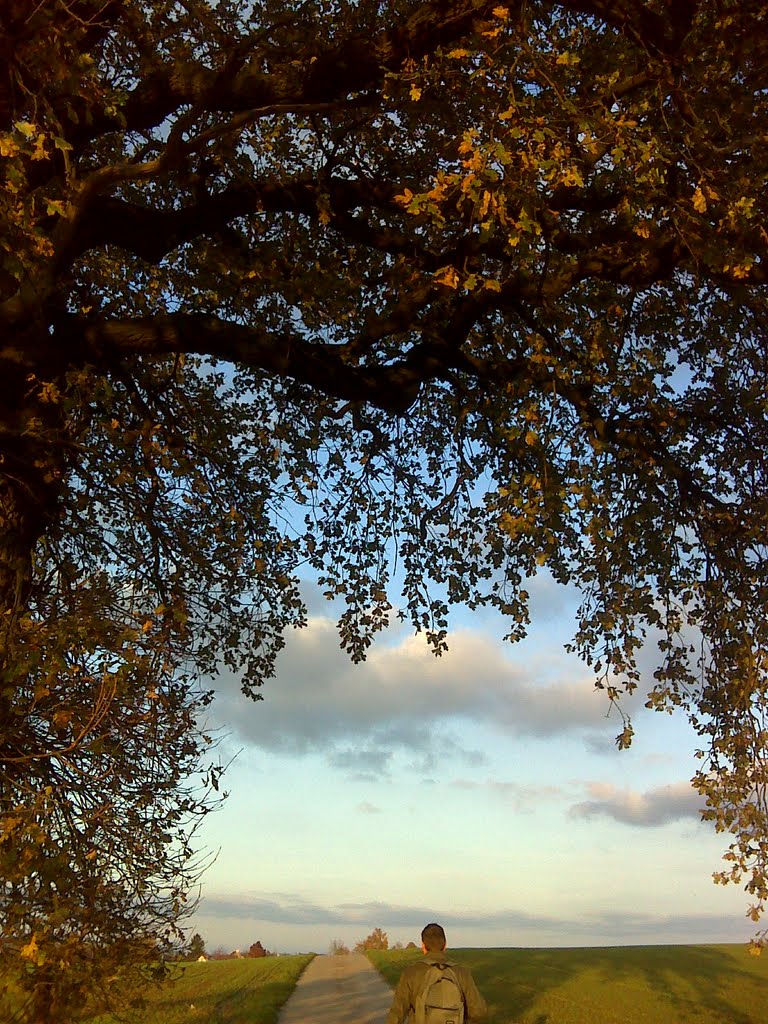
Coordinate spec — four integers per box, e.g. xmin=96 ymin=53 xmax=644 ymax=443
xmin=368 ymin=944 xmax=768 ymax=1024
xmin=89 ymin=955 xmax=314 ymax=1024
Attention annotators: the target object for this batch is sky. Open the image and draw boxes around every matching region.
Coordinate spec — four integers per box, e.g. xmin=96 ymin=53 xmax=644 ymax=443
xmin=186 ymin=570 xmax=754 ymax=955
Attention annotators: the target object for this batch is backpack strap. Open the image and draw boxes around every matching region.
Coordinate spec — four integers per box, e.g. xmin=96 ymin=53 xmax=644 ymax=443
xmin=434 ymin=964 xmax=463 ymax=1000
xmin=414 ymin=966 xmax=442 ymax=1023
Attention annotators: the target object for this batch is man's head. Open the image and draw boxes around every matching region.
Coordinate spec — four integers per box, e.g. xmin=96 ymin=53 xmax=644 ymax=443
xmin=421 ymin=922 xmax=447 ymax=952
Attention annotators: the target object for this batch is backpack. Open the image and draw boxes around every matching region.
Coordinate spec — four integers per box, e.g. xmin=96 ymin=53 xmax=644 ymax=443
xmin=414 ymin=962 xmax=465 ymax=1024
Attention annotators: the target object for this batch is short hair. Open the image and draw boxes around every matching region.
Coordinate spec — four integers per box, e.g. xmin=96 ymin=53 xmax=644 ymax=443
xmin=421 ymin=922 xmax=447 ymax=951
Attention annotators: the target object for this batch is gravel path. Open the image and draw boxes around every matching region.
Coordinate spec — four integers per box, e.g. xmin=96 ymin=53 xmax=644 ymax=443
xmin=277 ymin=952 xmax=394 ymax=1024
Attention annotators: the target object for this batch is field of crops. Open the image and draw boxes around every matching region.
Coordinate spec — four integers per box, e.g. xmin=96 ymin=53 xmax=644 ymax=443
xmin=368 ymin=944 xmax=768 ymax=1024
xmin=89 ymin=954 xmax=314 ymax=1024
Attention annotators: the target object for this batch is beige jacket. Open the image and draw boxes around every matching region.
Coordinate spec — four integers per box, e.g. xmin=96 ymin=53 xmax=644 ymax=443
xmin=385 ymin=953 xmax=488 ymax=1024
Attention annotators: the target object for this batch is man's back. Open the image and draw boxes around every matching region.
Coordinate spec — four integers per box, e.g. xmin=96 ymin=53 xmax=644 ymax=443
xmin=385 ymin=953 xmax=488 ymax=1024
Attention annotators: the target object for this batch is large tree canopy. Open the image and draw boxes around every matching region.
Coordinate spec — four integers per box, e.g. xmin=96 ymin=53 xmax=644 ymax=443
xmin=1 ymin=0 xmax=768 ymax=1012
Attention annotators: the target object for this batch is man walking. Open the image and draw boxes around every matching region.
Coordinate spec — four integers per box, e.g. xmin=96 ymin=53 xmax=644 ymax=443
xmin=385 ymin=922 xmax=488 ymax=1024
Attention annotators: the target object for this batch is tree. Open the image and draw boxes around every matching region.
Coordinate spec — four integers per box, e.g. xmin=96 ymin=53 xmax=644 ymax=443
xmin=187 ymin=933 xmax=207 ymax=961
xmin=355 ymin=928 xmax=389 ymax=952
xmin=248 ymin=940 xmax=271 ymax=957
xmin=1 ymin=1 xmax=768 ymax=1008
xmin=329 ymin=939 xmax=351 ymax=955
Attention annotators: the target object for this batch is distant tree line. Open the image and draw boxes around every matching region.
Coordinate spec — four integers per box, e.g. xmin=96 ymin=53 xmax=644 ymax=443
xmin=183 ymin=934 xmax=275 ymax=960
xmin=332 ymin=927 xmax=418 ymax=954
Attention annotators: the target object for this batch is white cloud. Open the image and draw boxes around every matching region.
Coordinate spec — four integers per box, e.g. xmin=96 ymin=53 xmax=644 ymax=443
xmin=569 ymin=780 xmax=703 ymax=827
xmin=210 ymin=616 xmax=631 ymax=770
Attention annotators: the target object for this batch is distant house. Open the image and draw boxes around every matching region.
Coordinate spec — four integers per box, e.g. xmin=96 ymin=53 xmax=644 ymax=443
xmin=197 ymin=955 xmax=208 ymax=962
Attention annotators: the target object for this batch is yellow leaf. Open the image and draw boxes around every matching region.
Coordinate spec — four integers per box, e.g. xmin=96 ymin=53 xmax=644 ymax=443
xmin=493 ymin=5 xmax=509 ymax=18
xmin=732 ymin=195 xmax=754 ymax=215
xmin=692 ymin=186 xmax=707 ymax=213
xmin=46 ymin=199 xmax=67 ymax=217
xmin=434 ymin=266 xmax=460 ymax=289
xmin=447 ymin=49 xmax=470 ymax=59
xmin=484 ymin=279 xmax=502 ymax=292
xmin=409 ymin=84 xmax=422 ymax=101
xmin=21 ymin=936 xmax=39 ymax=961
xmin=726 ymin=262 xmax=752 ymax=280
xmin=395 ymin=188 xmax=414 ymax=207
xmin=559 ymin=165 xmax=584 ymax=188
xmin=460 ymin=172 xmax=477 ymax=194
xmin=38 ymin=382 xmax=61 ymax=403
xmin=634 ymin=222 xmax=650 ymax=238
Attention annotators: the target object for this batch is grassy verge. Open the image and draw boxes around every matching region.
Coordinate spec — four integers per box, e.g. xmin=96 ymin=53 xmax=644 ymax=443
xmin=368 ymin=944 xmax=768 ymax=1024
xmin=90 ymin=954 xmax=314 ymax=1024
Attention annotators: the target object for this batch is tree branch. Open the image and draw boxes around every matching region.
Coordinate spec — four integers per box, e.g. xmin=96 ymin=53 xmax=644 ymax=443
xmin=65 ymin=0 xmax=514 ymax=145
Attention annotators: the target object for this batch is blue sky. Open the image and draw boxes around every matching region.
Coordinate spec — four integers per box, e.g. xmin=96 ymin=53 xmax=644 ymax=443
xmin=186 ymin=571 xmax=752 ymax=955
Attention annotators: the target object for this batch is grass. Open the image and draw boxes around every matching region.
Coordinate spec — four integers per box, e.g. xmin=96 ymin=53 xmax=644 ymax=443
xmin=368 ymin=944 xmax=768 ymax=1024
xmin=89 ymin=955 xmax=315 ymax=1024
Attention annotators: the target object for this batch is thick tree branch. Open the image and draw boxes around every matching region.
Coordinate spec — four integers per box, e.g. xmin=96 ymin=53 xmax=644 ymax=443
xmin=66 ymin=0 xmax=514 ymax=144
xmin=59 ymin=308 xmax=731 ymax=530
xmin=64 ymin=313 xmax=433 ymax=413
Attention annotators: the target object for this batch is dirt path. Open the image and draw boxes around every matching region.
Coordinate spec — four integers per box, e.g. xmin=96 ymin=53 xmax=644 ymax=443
xmin=277 ymin=953 xmax=394 ymax=1024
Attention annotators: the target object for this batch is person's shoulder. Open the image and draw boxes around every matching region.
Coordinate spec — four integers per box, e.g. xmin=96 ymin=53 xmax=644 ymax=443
xmin=451 ymin=961 xmax=477 ymax=982
xmin=401 ymin=958 xmax=430 ymax=979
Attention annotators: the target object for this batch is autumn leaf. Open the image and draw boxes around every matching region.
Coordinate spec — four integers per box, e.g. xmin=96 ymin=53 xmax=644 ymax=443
xmin=692 ymin=186 xmax=707 ymax=213
xmin=434 ymin=265 xmax=460 ymax=288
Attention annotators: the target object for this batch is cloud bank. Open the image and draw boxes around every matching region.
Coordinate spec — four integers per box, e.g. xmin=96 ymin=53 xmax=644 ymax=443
xmin=569 ymin=781 xmax=703 ymax=826
xmin=195 ymin=890 xmax=745 ymax=947
xmin=210 ymin=616 xmax=635 ymax=767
